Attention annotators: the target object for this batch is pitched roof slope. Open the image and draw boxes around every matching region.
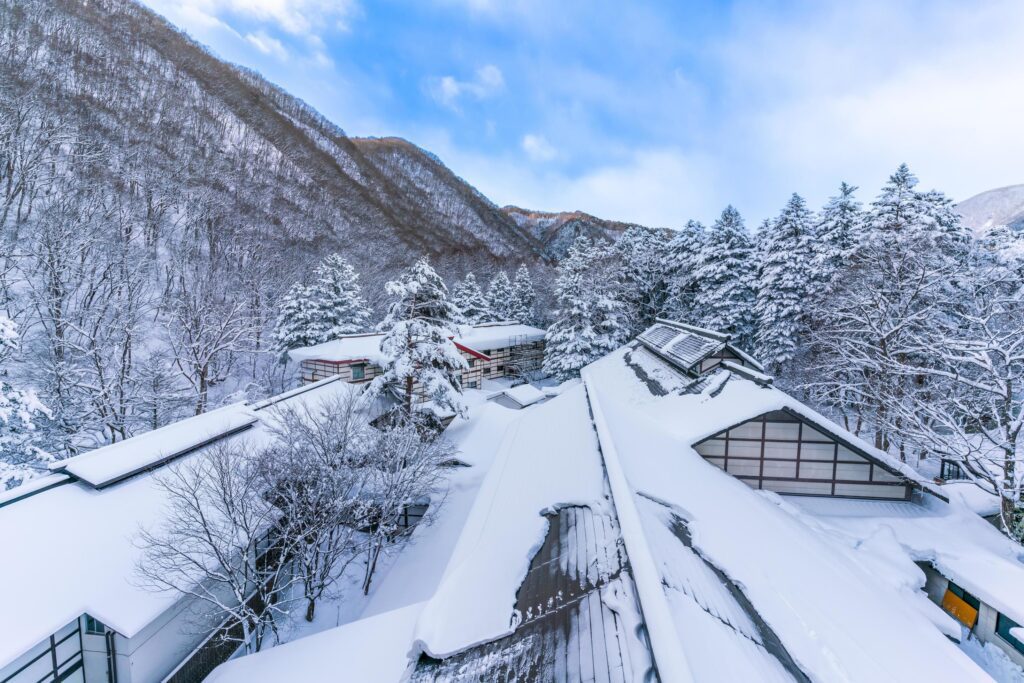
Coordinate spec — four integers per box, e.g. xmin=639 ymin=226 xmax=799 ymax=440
xmin=581 ymin=346 xmax=991 ymax=682
xmin=0 ymin=377 xmax=358 ymax=669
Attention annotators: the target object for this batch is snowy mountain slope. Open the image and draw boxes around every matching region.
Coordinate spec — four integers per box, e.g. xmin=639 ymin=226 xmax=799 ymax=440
xmin=502 ymin=206 xmax=644 ymax=258
xmin=2 ymin=0 xmax=547 ymax=290
xmin=956 ymin=184 xmax=1024 ymax=231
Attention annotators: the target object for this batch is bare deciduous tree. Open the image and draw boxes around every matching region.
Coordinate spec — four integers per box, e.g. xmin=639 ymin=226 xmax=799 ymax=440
xmin=136 ymin=442 xmax=300 ymax=654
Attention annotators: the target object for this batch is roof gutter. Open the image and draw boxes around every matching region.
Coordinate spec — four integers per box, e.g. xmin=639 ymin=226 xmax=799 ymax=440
xmin=582 ymin=373 xmax=696 ymax=683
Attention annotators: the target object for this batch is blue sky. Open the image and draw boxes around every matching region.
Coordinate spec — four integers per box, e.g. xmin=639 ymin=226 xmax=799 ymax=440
xmin=143 ymin=0 xmax=1024 ymax=228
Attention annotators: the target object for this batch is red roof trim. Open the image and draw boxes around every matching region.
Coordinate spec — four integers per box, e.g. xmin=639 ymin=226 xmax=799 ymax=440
xmin=455 ymin=342 xmax=491 ymax=361
xmin=300 ymin=358 xmax=370 ymax=366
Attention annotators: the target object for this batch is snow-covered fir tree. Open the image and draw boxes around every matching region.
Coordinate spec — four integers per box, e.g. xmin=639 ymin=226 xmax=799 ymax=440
xmin=510 ymin=264 xmax=537 ymax=325
xmin=273 ymin=255 xmax=370 ymax=358
xmin=0 ymin=316 xmax=50 ymax=489
xmin=754 ymin=194 xmax=815 ymax=371
xmin=813 ymin=182 xmax=864 ymax=285
xmin=543 ymin=237 xmax=628 ymax=381
xmin=691 ymin=206 xmax=757 ymax=349
xmin=803 ymin=165 xmax=970 ymax=454
xmin=370 ymin=258 xmax=466 ymax=416
xmin=614 ymin=226 xmax=671 ymax=335
xmin=273 ymin=283 xmax=320 ymax=359
xmin=451 ymin=273 xmax=492 ymax=324
xmin=662 ymin=220 xmax=705 ymax=323
xmin=309 ymin=254 xmax=371 ymax=339
xmin=486 ymin=271 xmax=516 ymax=321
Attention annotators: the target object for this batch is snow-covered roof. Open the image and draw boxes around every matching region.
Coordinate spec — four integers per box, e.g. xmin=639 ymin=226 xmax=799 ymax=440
xmin=453 ymin=322 xmax=546 ymax=351
xmin=787 ymin=495 xmax=1024 ymax=625
xmin=414 ymin=383 xmax=613 ymax=658
xmin=287 ymin=322 xmax=546 ymax=364
xmin=210 ymin=333 xmax=1014 ymax=682
xmin=0 ymin=377 xmax=359 ymax=670
xmin=206 ymin=602 xmax=425 ymax=683
xmin=638 ymin=319 xmax=765 ymax=374
xmin=51 ymin=403 xmax=258 ymax=488
xmin=580 ymin=346 xmax=992 ymax=681
xmin=485 ymin=383 xmax=546 ymax=408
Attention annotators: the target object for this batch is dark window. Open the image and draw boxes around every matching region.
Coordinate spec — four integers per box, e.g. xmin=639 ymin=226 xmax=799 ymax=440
xmin=85 ymin=615 xmax=105 ymax=634
xmin=941 ymin=459 xmax=965 ymax=481
xmin=496 ymin=365 xmax=505 ymax=373
xmin=468 ymin=358 xmax=475 ymax=368
xmin=351 ymin=364 xmax=365 ymax=380
xmin=996 ymin=613 xmax=1024 ymax=654
xmin=466 ymin=381 xmax=478 ymax=389
xmin=947 ymin=581 xmax=981 ymax=610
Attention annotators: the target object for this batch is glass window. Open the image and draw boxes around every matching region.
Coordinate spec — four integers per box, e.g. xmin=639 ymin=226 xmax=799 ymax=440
xmin=837 ymin=446 xmax=867 ymax=463
xmin=726 ymin=459 xmax=762 ymax=477
xmin=351 ymin=364 xmax=365 ymax=380
xmin=801 ymin=425 xmax=833 ymax=442
xmin=763 ymin=441 xmax=799 ymax=459
xmin=764 ymin=421 xmax=799 ymax=440
xmin=948 ymin=581 xmax=981 ymax=610
xmin=85 ymin=615 xmax=105 ymax=634
xmin=801 ymin=442 xmax=835 ymax=461
xmin=997 ymin=613 xmax=1024 ymax=655
xmin=836 ymin=462 xmax=871 ymax=481
xmin=798 ymin=461 xmax=834 ymax=480
xmin=728 ymin=440 xmax=762 ymax=458
xmin=695 ymin=439 xmax=726 ymax=457
xmin=729 ymin=421 xmax=763 ymax=439
xmin=468 ymin=358 xmax=476 ymax=368
xmin=762 ymin=460 xmax=797 ymax=478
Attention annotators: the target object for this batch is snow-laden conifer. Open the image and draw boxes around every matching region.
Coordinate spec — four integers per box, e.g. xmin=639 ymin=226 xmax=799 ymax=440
xmin=813 ymin=182 xmax=864 ymax=285
xmin=309 ymin=254 xmax=370 ymax=339
xmin=510 ymin=264 xmax=537 ymax=325
xmin=662 ymin=220 xmax=705 ymax=323
xmin=543 ymin=237 xmax=628 ymax=380
xmin=370 ymin=258 xmax=466 ymax=416
xmin=692 ymin=206 xmax=757 ymax=349
xmin=614 ymin=226 xmax=670 ymax=335
xmin=273 ymin=282 xmax=321 ymax=359
xmin=754 ymin=194 xmax=815 ymax=370
xmin=486 ymin=271 xmax=516 ymax=321
xmin=451 ymin=273 xmax=492 ymax=324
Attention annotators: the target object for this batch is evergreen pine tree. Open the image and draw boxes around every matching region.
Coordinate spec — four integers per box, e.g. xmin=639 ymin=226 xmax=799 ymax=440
xmin=370 ymin=258 xmax=466 ymax=416
xmin=486 ymin=271 xmax=516 ymax=321
xmin=273 ymin=282 xmax=321 ymax=358
xmin=309 ymin=254 xmax=370 ymax=338
xmin=451 ymin=273 xmax=492 ymax=324
xmin=662 ymin=220 xmax=705 ymax=323
xmin=813 ymin=182 xmax=864 ymax=285
xmin=692 ymin=206 xmax=757 ymax=349
xmin=754 ymin=193 xmax=815 ymax=371
xmin=614 ymin=226 xmax=671 ymax=335
xmin=510 ymin=264 xmax=537 ymax=325
xmin=543 ymin=237 xmax=628 ymax=380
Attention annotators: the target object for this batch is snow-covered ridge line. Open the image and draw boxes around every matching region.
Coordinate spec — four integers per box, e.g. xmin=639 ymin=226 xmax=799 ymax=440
xmin=583 ymin=374 xmax=695 ymax=683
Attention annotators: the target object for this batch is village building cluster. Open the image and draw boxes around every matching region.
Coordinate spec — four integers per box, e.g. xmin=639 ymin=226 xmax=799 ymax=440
xmin=2 ymin=320 xmax=1023 ymax=683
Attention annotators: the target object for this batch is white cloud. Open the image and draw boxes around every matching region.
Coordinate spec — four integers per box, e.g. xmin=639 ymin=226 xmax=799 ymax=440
xmin=521 ymin=134 xmax=556 ymax=162
xmin=429 ymin=65 xmax=505 ymax=109
xmin=245 ymin=30 xmax=289 ymax=60
xmin=707 ymin=0 xmax=1024 ymax=213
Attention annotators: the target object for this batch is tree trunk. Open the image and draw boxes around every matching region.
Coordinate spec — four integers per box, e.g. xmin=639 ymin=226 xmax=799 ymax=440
xmin=305 ymin=598 xmax=316 ymax=622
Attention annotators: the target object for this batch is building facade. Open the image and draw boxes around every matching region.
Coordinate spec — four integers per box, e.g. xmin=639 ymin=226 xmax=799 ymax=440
xmin=291 ymin=322 xmax=546 ymax=396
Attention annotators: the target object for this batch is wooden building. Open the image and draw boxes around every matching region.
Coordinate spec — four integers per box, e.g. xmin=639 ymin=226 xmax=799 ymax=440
xmin=288 ymin=322 xmax=546 ymax=396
